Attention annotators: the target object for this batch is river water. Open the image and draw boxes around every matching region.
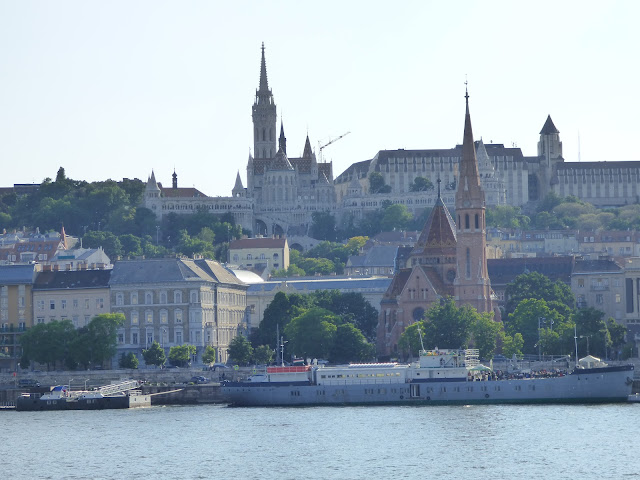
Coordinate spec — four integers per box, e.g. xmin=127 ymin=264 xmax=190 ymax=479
xmin=2 ymin=403 xmax=639 ymax=479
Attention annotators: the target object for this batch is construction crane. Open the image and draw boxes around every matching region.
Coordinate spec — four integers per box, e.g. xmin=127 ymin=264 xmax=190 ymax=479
xmin=318 ymin=131 xmax=350 ymax=163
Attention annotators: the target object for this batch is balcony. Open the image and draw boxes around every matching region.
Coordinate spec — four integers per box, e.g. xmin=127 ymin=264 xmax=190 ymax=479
xmin=590 ymin=285 xmax=609 ymax=291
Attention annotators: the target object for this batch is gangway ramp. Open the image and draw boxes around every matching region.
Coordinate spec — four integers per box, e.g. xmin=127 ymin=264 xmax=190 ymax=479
xmin=98 ymin=380 xmax=140 ymax=396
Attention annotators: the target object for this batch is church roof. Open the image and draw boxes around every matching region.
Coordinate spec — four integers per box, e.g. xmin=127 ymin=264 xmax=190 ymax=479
xmin=411 ymin=185 xmax=457 ymax=256
xmin=233 ymin=171 xmax=244 ymax=190
xmin=269 ymin=148 xmax=294 ymax=170
xmin=160 ymin=186 xmax=208 ymax=198
xmin=540 ymin=115 xmax=559 ymax=135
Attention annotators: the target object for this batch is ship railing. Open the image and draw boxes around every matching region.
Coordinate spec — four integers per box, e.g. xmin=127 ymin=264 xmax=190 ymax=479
xmin=464 ymin=349 xmax=480 ymax=367
xmin=98 ymin=380 xmax=140 ymax=396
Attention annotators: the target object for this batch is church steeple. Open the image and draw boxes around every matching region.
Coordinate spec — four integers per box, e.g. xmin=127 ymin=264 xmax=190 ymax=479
xmin=172 ymin=169 xmax=178 ymax=189
xmin=252 ymin=42 xmax=277 ymax=159
xmin=454 ymin=86 xmax=492 ymax=314
xmin=279 ymin=120 xmax=287 ymax=155
xmin=456 ymin=87 xmax=485 ymax=209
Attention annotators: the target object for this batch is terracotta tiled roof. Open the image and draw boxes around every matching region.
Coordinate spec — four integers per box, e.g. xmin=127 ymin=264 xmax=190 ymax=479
xmin=411 ymin=198 xmax=456 ymax=257
xmin=160 ymin=186 xmax=208 ymax=198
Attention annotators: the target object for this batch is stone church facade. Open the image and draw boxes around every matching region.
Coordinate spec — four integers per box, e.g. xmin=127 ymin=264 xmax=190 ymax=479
xmin=377 ymin=91 xmax=498 ymax=358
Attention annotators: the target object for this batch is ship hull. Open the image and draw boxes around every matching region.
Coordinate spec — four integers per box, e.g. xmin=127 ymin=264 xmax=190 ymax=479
xmin=222 ymin=365 xmax=634 ymax=407
xmin=16 ymin=394 xmax=151 ymax=411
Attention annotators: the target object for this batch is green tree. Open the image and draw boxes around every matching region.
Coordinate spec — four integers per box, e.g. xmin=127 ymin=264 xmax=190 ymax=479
xmin=329 ymin=323 xmax=374 ymax=364
xmin=397 ymin=322 xmax=424 ymax=359
xmin=380 ymin=203 xmax=413 ymax=232
xmin=504 ymin=272 xmax=575 ymax=316
xmin=501 ymin=332 xmax=524 ymax=358
xmin=310 ymin=291 xmax=378 ymax=342
xmin=250 ymin=292 xmax=313 ymax=349
xmin=119 ymin=234 xmax=143 ymax=257
xmin=20 ymin=320 xmax=76 ymax=370
xmin=423 ymin=297 xmax=476 ymax=349
xmin=82 ymin=231 xmax=124 ymax=259
xmin=368 ymin=172 xmax=391 ymax=194
xmin=472 ymin=312 xmax=501 ymax=360
xmin=284 ymin=307 xmax=338 ymax=360
xmin=409 ymin=176 xmax=434 ymax=192
xmin=119 ymin=352 xmax=139 ymax=369
xmin=228 ymin=335 xmax=254 ymax=365
xmin=505 ymin=298 xmax=567 ymax=356
xmin=310 ymin=211 xmax=337 ymax=241
xmin=84 ymin=313 xmax=124 ymax=367
xmin=202 ymin=345 xmax=217 ymax=366
xmin=252 ymin=345 xmax=275 ymax=365
xmin=142 ymin=341 xmax=166 ymax=367
xmin=169 ymin=344 xmax=197 ymax=367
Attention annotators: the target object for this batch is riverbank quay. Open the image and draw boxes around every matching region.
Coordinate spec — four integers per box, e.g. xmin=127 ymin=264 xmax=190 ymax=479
xmin=0 ymin=367 xmax=238 ymax=407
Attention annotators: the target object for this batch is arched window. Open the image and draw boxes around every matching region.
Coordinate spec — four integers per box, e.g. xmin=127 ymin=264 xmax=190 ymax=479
xmin=466 ymin=248 xmax=471 ymax=278
xmin=475 ymin=214 xmax=479 ymax=229
xmin=262 ymin=128 xmax=266 ymax=141
xmin=465 ymin=214 xmax=470 ymax=229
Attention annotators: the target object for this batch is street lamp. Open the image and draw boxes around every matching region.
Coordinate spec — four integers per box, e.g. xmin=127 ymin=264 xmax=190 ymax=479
xmin=580 ymin=335 xmax=593 ymax=356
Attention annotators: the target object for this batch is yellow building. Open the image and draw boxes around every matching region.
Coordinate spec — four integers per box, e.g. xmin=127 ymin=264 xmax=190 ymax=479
xmin=0 ymin=264 xmax=38 ymax=372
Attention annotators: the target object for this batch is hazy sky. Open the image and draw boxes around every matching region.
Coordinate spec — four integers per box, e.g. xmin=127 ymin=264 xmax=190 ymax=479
xmin=1 ymin=1 xmax=638 ymax=195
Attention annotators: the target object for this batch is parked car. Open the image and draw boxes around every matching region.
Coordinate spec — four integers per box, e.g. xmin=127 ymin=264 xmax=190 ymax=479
xmin=190 ymin=376 xmax=208 ymax=384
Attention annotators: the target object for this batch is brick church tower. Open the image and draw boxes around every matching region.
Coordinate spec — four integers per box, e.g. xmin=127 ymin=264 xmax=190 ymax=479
xmin=454 ymin=88 xmax=493 ymax=314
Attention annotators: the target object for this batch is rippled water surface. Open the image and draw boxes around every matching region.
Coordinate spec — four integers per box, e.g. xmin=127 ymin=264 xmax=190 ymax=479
xmin=2 ymin=403 xmax=639 ymax=479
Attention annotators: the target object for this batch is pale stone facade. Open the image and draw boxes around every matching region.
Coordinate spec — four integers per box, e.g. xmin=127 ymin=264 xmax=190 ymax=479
xmin=32 ymin=270 xmax=111 ymax=328
xmin=109 ymin=258 xmax=248 ymax=364
xmin=228 ymin=237 xmax=289 ymax=276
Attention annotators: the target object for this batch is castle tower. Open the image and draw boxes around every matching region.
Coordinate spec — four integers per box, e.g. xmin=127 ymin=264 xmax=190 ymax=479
xmin=537 ymin=115 xmax=563 ymax=164
xmin=232 ymin=171 xmax=245 ymax=198
xmin=172 ymin=170 xmax=178 ymax=189
xmin=454 ymin=89 xmax=492 ymax=313
xmin=252 ymin=43 xmax=277 ymax=159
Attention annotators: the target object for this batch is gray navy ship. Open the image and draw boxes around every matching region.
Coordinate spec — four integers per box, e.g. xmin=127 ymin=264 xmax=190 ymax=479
xmin=222 ymin=349 xmax=634 ymax=407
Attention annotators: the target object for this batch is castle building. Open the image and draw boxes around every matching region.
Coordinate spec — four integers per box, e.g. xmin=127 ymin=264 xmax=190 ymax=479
xmin=377 ymin=91 xmax=497 ymax=358
xmin=142 ymin=44 xmax=640 ymax=242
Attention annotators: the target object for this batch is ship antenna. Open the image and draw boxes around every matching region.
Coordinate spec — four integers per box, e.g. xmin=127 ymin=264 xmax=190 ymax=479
xmin=418 ymin=325 xmax=426 ymax=354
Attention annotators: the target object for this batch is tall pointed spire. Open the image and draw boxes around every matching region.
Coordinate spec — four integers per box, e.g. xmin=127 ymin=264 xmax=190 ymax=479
xmin=259 ymin=43 xmax=268 ymax=90
xmin=303 ymin=134 xmax=313 ymax=158
xmin=279 ymin=120 xmax=287 ymax=155
xmin=456 ymin=86 xmax=485 ymax=207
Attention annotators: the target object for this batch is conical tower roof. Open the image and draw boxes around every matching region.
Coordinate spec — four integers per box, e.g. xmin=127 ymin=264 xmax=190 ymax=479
xmin=540 ymin=115 xmax=559 ymax=134
xmin=303 ymin=135 xmax=313 ymax=158
xmin=233 ymin=171 xmax=244 ymax=189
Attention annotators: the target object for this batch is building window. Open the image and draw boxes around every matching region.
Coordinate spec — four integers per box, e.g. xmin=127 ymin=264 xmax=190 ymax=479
xmin=615 ymin=294 xmax=621 ymax=303
xmin=175 ymin=309 xmax=183 ymax=324
xmin=160 ymin=292 xmax=167 ymax=304
xmin=85 ymin=299 xmax=90 ymax=309
xmin=146 ymin=311 xmax=153 ymax=323
xmin=117 ymin=333 xmax=124 ymax=344
xmin=73 ymin=299 xmax=79 ymax=309
xmin=61 ymin=300 xmax=67 ymax=310
xmin=466 ymin=248 xmax=471 ymax=278
xmin=72 ymin=315 xmax=79 ymax=327
xmin=37 ymin=300 xmax=44 ymax=310
xmin=160 ymin=310 xmax=168 ymax=324
xmin=132 ymin=332 xmax=138 ymax=344
xmin=465 ymin=214 xmax=470 ymax=229
xmin=578 ymin=279 xmax=584 ymax=288
xmin=190 ymin=291 xmax=198 ymax=303
xmin=50 ymin=300 xmax=55 ymax=310
xmin=96 ymin=298 xmax=104 ymax=309
xmin=116 ymin=294 xmax=124 ymax=306
xmin=145 ymin=292 xmax=153 ymax=305
xmin=176 ymin=330 xmax=182 ymax=344
xmin=131 ymin=292 xmax=138 ymax=305
xmin=131 ymin=311 xmax=139 ymax=325
xmin=247 ymin=254 xmax=252 ymax=260
xmin=146 ymin=332 xmax=153 ymax=347
xmin=37 ymin=317 xmax=45 ymax=324
xmin=596 ymin=294 xmax=604 ymax=305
